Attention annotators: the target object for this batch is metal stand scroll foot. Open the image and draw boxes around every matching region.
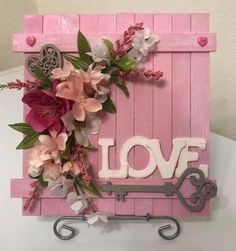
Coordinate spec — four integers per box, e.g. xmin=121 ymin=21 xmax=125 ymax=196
xmin=53 ymin=214 xmax=180 ymax=241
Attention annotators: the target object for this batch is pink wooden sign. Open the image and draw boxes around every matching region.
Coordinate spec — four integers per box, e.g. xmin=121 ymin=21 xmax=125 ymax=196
xmin=11 ymin=13 xmax=216 ymax=217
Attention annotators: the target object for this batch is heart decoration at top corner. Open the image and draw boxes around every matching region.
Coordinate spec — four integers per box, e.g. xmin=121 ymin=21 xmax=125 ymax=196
xmin=25 ymin=44 xmax=62 ymax=79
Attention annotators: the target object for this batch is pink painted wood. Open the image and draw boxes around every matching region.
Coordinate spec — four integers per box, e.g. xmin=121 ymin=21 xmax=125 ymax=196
xmin=152 ymin=14 xmax=173 ymax=216
xmin=190 ymin=13 xmax=210 ymax=216
xmin=96 ymin=14 xmax=116 ymax=215
xmin=11 ymin=13 xmax=215 ymax=217
xmin=13 ymin=33 xmax=216 ymax=53
xmin=22 ymin=15 xmax=43 ymax=216
xmin=171 ymin=14 xmax=191 ymax=217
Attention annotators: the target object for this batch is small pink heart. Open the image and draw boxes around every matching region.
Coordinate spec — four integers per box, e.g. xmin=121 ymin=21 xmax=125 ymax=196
xmin=198 ymin=36 xmax=208 ymax=47
xmin=26 ymin=36 xmax=36 ymax=47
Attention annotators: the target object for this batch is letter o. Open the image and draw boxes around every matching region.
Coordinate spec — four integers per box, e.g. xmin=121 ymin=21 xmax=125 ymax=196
xmin=119 ymin=136 xmax=156 ymax=178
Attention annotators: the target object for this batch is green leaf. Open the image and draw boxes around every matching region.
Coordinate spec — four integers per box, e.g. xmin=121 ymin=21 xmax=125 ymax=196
xmin=0 ymin=84 xmax=8 ymax=91
xmin=60 ymin=133 xmax=75 ymax=161
xmin=118 ymin=57 xmax=137 ymax=70
xmin=9 ymin=123 xmax=35 ymax=135
xmin=63 ymin=54 xmax=89 ymax=71
xmin=77 ymin=31 xmax=93 ymax=64
xmin=16 ymin=131 xmax=40 ymax=149
xmin=38 ymin=174 xmax=48 ymax=187
xmin=103 ymin=39 xmax=113 ymax=53
xmin=81 ymin=143 xmax=97 ymax=150
xmin=76 ymin=177 xmax=101 ymax=197
xmin=102 ymin=96 xmax=117 ymax=113
xmin=32 ymin=67 xmax=52 ymax=90
xmin=110 ymin=76 xmax=129 ymax=97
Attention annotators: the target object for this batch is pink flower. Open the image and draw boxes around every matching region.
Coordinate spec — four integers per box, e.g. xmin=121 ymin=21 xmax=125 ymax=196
xmin=76 ymin=64 xmax=110 ymax=96
xmin=51 ymin=60 xmax=75 ymax=80
xmin=43 ymin=162 xmax=62 ymax=182
xmin=56 ymin=74 xmax=102 ymax=121
xmin=38 ymin=131 xmax=68 ymax=163
xmin=22 ymin=90 xmax=70 ymax=133
xmin=28 ymin=132 xmax=67 ymax=177
xmin=62 ymin=161 xmax=81 ymax=177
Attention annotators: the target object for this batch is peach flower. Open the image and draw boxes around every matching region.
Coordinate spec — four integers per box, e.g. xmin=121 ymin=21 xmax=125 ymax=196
xmin=62 ymin=161 xmax=81 ymax=177
xmin=56 ymin=74 xmax=102 ymax=121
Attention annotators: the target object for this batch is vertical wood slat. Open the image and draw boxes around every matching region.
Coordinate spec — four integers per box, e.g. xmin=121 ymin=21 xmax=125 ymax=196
xmin=41 ymin=15 xmax=82 ymax=215
xmin=133 ymin=13 xmax=154 ymax=216
xmin=190 ymin=13 xmax=210 ymax=216
xmin=22 ymin=15 xmax=44 ymax=216
xmin=41 ymin=15 xmax=63 ymax=215
xmin=113 ymin=13 xmax=136 ymax=216
xmin=96 ymin=15 xmax=117 ymax=214
xmin=153 ymin=14 xmax=173 ymax=217
xmin=172 ymin=14 xmax=191 ymax=217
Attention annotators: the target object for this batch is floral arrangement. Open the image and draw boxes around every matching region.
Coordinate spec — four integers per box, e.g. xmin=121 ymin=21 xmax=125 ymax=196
xmin=1 ymin=23 xmax=162 ymax=223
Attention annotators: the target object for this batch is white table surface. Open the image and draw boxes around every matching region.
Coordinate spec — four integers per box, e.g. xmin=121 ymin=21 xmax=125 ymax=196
xmin=0 ymin=68 xmax=235 ymax=251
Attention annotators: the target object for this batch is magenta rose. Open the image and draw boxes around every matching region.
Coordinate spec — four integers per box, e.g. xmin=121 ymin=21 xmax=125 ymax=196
xmin=22 ymin=90 xmax=70 ymax=133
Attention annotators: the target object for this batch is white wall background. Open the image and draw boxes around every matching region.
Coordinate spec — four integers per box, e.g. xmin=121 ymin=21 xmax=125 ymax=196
xmin=0 ymin=68 xmax=235 ymax=251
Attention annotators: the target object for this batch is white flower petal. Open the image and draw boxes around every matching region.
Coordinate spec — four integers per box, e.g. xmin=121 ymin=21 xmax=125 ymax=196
xmin=56 ymin=133 xmax=68 ymax=151
xmin=75 ymin=130 xmax=89 ymax=147
xmin=98 ymin=213 xmax=108 ymax=223
xmin=71 ymin=201 xmax=84 ymax=213
xmin=61 ymin=111 xmax=76 ymax=132
xmin=67 ymin=192 xmax=80 ymax=204
xmin=87 ymin=214 xmax=99 ymax=225
xmin=85 ymin=115 xmax=102 ymax=134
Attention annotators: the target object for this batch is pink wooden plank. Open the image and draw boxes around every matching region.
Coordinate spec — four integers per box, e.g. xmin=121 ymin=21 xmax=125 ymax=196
xmin=61 ymin=15 xmax=80 ymax=33
xmin=23 ymin=15 xmax=43 ymax=182
xmin=43 ymin=15 xmax=62 ymax=33
xmin=115 ymin=13 xmax=135 ymax=215
xmin=22 ymin=198 xmax=41 ymax=216
xmin=42 ymin=15 xmax=64 ymax=216
xmin=172 ymin=14 xmax=191 ymax=217
xmin=41 ymin=198 xmax=61 ymax=215
xmin=153 ymin=14 xmax=173 ymax=216
xmin=97 ymin=15 xmax=116 ymax=179
xmin=116 ymin=199 xmax=135 ymax=215
xmin=134 ymin=199 xmax=153 ymax=216
xmin=80 ymin=15 xmax=99 ymax=34
xmin=12 ymin=177 xmax=211 ymax=200
xmin=97 ymin=198 xmax=115 ymax=214
xmin=153 ymin=199 xmax=172 ymax=216
xmin=24 ymin=15 xmax=43 ymax=33
xmin=134 ymin=14 xmax=153 ymax=174
xmin=190 ymin=13 xmax=210 ymax=216
xmin=131 ymin=13 xmax=154 ymax=216
xmin=13 ymin=32 xmax=217 ymax=53
xmin=172 ymin=199 xmax=192 ymax=217
xmin=78 ymin=14 xmax=99 ymax=182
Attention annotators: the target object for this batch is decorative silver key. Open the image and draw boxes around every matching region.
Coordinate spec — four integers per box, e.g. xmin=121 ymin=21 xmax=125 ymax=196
xmin=99 ymin=168 xmax=217 ymax=212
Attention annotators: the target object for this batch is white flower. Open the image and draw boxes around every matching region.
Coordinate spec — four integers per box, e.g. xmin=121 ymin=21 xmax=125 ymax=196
xmin=87 ymin=212 xmax=108 ymax=225
xmin=87 ymin=41 xmax=110 ymax=63
xmin=62 ymin=111 xmax=102 ymax=147
xmin=67 ymin=192 xmax=88 ymax=214
xmin=48 ymin=176 xmax=74 ymax=197
xmin=129 ymin=27 xmax=159 ymax=61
